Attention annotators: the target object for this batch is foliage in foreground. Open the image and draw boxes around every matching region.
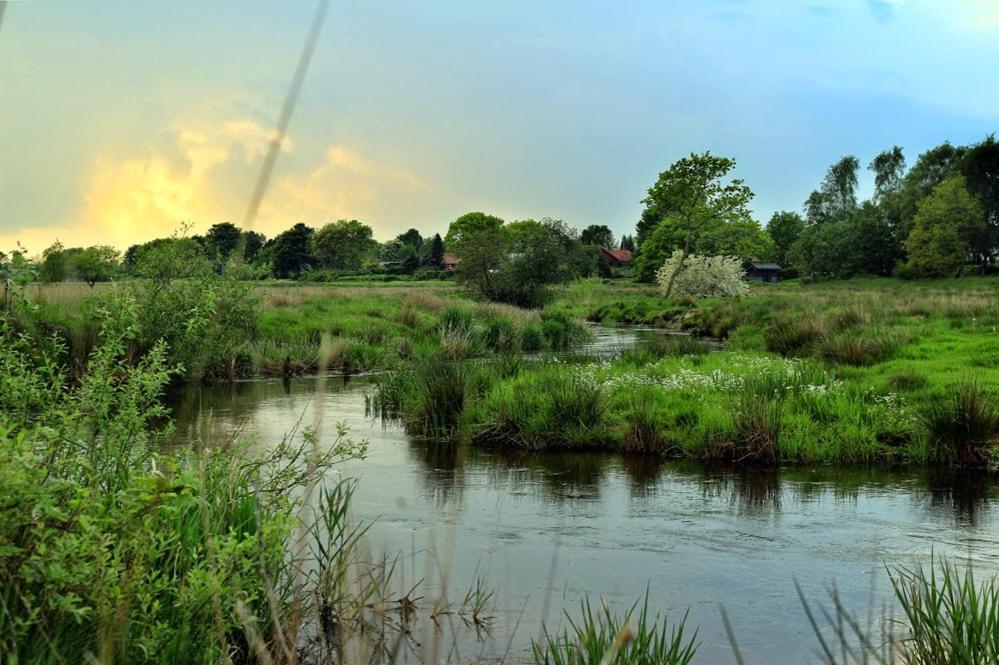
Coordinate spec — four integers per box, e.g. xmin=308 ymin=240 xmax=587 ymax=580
xmin=799 ymin=559 xmax=999 ymax=664
xmin=0 ymin=296 xmax=365 ymax=663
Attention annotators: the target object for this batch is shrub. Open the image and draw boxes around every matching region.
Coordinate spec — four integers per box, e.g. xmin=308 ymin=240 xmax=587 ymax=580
xmin=520 ymin=323 xmax=545 ymax=353
xmin=482 ymin=316 xmax=519 ymax=353
xmin=655 ymin=251 xmax=749 ymax=299
xmin=920 ymin=379 xmax=998 ymax=466
xmin=540 ymin=308 xmax=589 ymax=350
xmin=888 ymin=369 xmax=929 ymax=392
xmin=731 ymin=381 xmax=783 ymax=462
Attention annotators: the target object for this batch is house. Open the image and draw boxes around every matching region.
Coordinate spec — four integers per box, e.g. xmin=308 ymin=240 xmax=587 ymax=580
xmin=600 ymin=247 xmax=633 ymax=268
xmin=443 ymin=252 xmax=460 ymax=271
xmin=745 ymin=262 xmax=782 ymax=283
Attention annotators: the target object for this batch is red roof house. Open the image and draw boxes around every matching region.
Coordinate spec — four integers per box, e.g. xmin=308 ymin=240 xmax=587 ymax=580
xmin=600 ymin=247 xmax=633 ymax=268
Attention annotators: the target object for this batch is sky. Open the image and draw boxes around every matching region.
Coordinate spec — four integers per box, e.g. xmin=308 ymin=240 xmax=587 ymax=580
xmin=2 ymin=0 xmax=999 ymax=252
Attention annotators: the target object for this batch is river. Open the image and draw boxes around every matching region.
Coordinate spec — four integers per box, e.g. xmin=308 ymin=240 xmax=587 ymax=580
xmin=170 ymin=359 xmax=999 ymax=664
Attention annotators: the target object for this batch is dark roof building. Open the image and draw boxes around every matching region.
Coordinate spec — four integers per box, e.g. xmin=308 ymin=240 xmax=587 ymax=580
xmin=746 ymin=262 xmax=782 ymax=283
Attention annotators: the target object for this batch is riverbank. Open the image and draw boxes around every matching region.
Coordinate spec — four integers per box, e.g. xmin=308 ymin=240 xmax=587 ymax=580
xmin=374 ymin=277 xmax=999 ymax=467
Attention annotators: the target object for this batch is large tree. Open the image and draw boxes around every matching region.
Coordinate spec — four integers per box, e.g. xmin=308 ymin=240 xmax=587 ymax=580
xmin=271 ymin=223 xmax=315 ymax=278
xmin=961 ymin=135 xmax=999 ymax=264
xmin=580 ymin=224 xmax=615 ymax=247
xmin=396 ymin=228 xmax=423 ymax=248
xmin=904 ymin=176 xmax=984 ymax=277
xmin=635 ymin=152 xmax=755 ymax=292
xmin=311 ymin=219 xmax=378 ymax=271
xmin=424 ymin=233 xmax=445 ymax=269
xmin=205 ymin=222 xmax=242 ymax=263
xmin=444 ymin=212 xmax=504 ymax=250
xmin=39 ymin=241 xmax=68 ymax=283
xmin=72 ymin=245 xmax=120 ymax=287
xmin=766 ymin=211 xmax=805 ymax=267
xmin=869 ymin=147 xmax=906 ymax=201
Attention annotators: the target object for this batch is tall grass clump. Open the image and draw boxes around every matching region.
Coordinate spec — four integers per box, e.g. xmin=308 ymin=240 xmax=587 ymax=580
xmin=533 ymin=595 xmax=698 ymax=665
xmin=377 ymin=356 xmax=472 ymax=439
xmin=920 ymin=379 xmax=999 ymax=466
xmin=819 ymin=329 xmax=902 ymax=367
xmin=765 ymin=315 xmax=826 ymax=357
xmin=729 ymin=377 xmax=784 ymax=462
xmin=540 ymin=308 xmax=590 ymax=350
xmin=800 ymin=559 xmax=999 ymax=664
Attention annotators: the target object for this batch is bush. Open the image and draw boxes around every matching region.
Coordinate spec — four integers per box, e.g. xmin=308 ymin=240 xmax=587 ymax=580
xmin=921 ymin=379 xmax=998 ymax=466
xmin=765 ymin=316 xmax=826 ymax=356
xmin=520 ymin=323 xmax=545 ymax=353
xmin=655 ymin=251 xmax=750 ymax=299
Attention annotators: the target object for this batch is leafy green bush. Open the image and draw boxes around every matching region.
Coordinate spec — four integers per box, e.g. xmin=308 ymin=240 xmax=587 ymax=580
xmin=921 ymin=379 xmax=998 ymax=466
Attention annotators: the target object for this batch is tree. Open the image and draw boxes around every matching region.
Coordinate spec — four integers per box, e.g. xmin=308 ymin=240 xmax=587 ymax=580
xmin=39 ymin=241 xmax=68 ymax=283
xmin=636 ymin=152 xmax=755 ymax=292
xmin=821 ymin=156 xmax=861 ymax=220
xmin=961 ymin=135 xmax=999 ymax=264
xmin=72 ymin=245 xmax=120 ymax=287
xmin=766 ymin=211 xmax=805 ymax=266
xmin=311 ymin=219 xmax=378 ymax=271
xmin=869 ymin=147 xmax=906 ymax=201
xmin=456 ymin=218 xmax=584 ymax=307
xmin=444 ymin=212 xmax=504 ymax=249
xmin=396 ymin=228 xmax=423 ymax=248
xmin=424 ymin=233 xmax=445 ymax=269
xmin=655 ymin=252 xmax=749 ymax=299
xmin=898 ymin=142 xmax=966 ymax=238
xmin=123 ymin=245 xmax=141 ymax=274
xmin=241 ymin=231 xmax=266 ymax=263
xmin=804 ymin=190 xmax=829 ymax=226
xmin=204 ymin=222 xmax=242 ymax=264
xmin=904 ymin=176 xmax=984 ymax=277
xmin=619 ymin=235 xmax=635 ymax=252
xmin=580 ymin=224 xmax=615 ymax=247
xmin=271 ymin=223 xmax=314 ymax=278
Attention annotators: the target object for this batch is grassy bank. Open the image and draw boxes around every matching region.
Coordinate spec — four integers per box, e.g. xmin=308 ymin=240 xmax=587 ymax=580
xmin=379 ymin=277 xmax=999 ymax=467
xmin=18 ymin=281 xmax=590 ymax=379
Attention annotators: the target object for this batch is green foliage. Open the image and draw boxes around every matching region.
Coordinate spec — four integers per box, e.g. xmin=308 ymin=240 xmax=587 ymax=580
xmin=635 ymin=152 xmax=757 ymax=285
xmin=904 ymin=176 xmax=984 ymax=277
xmin=533 ymin=595 xmax=697 ymax=665
xmin=270 ymin=222 xmax=315 ymax=278
xmin=39 ymin=241 xmax=68 ymax=283
xmin=445 ymin=211 xmax=505 ymax=249
xmin=204 ymin=221 xmax=242 ymax=264
xmin=458 ymin=219 xmax=592 ymax=307
xmin=312 ymin=219 xmax=378 ymax=271
xmin=766 ymin=211 xmax=805 ymax=267
xmin=580 ymin=224 xmax=615 ymax=247
xmin=73 ymin=245 xmax=121 ymax=286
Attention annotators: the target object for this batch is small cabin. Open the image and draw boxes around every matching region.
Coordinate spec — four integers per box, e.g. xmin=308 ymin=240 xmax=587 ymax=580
xmin=600 ymin=247 xmax=633 ymax=268
xmin=442 ymin=252 xmax=460 ymax=272
xmin=746 ymin=262 xmax=782 ymax=283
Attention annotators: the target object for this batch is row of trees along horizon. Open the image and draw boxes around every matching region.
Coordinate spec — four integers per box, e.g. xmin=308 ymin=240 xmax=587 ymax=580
xmin=3 ymin=134 xmax=997 ymax=289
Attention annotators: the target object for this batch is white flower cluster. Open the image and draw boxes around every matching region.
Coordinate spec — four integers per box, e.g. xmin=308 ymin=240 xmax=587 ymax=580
xmin=655 ymin=251 xmax=751 ymax=298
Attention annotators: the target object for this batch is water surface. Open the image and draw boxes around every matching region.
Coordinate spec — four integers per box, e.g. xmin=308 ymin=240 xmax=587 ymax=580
xmin=171 ymin=374 xmax=999 ymax=664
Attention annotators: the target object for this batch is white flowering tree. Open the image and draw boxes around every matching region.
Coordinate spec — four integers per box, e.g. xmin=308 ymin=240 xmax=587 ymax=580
xmin=655 ymin=251 xmax=749 ymax=298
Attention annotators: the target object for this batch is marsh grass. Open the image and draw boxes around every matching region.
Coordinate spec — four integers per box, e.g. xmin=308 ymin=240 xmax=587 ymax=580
xmin=533 ymin=594 xmax=698 ymax=665
xmin=920 ymin=379 xmax=999 ymax=466
xmin=796 ymin=559 xmax=999 ymax=665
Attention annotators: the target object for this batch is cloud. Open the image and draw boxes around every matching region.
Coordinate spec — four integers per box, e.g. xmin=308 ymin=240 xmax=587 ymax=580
xmin=0 ymin=118 xmax=433 ymax=251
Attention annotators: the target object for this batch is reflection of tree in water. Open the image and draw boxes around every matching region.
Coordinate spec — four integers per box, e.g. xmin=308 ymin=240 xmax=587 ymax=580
xmin=694 ymin=465 xmax=783 ymax=516
xmin=406 ymin=439 xmax=466 ymax=509
xmin=925 ymin=468 xmax=994 ymax=526
xmin=620 ymin=455 xmax=666 ymax=498
xmin=473 ymin=449 xmax=613 ymax=504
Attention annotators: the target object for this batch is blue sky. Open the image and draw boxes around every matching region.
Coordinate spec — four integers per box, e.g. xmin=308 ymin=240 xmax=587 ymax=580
xmin=2 ymin=0 xmax=998 ymax=250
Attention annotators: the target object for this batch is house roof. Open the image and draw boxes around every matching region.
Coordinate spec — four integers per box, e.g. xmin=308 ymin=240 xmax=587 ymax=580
xmin=443 ymin=252 xmax=460 ymax=264
xmin=602 ymin=248 xmax=633 ymax=262
xmin=748 ymin=262 xmax=781 ymax=270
